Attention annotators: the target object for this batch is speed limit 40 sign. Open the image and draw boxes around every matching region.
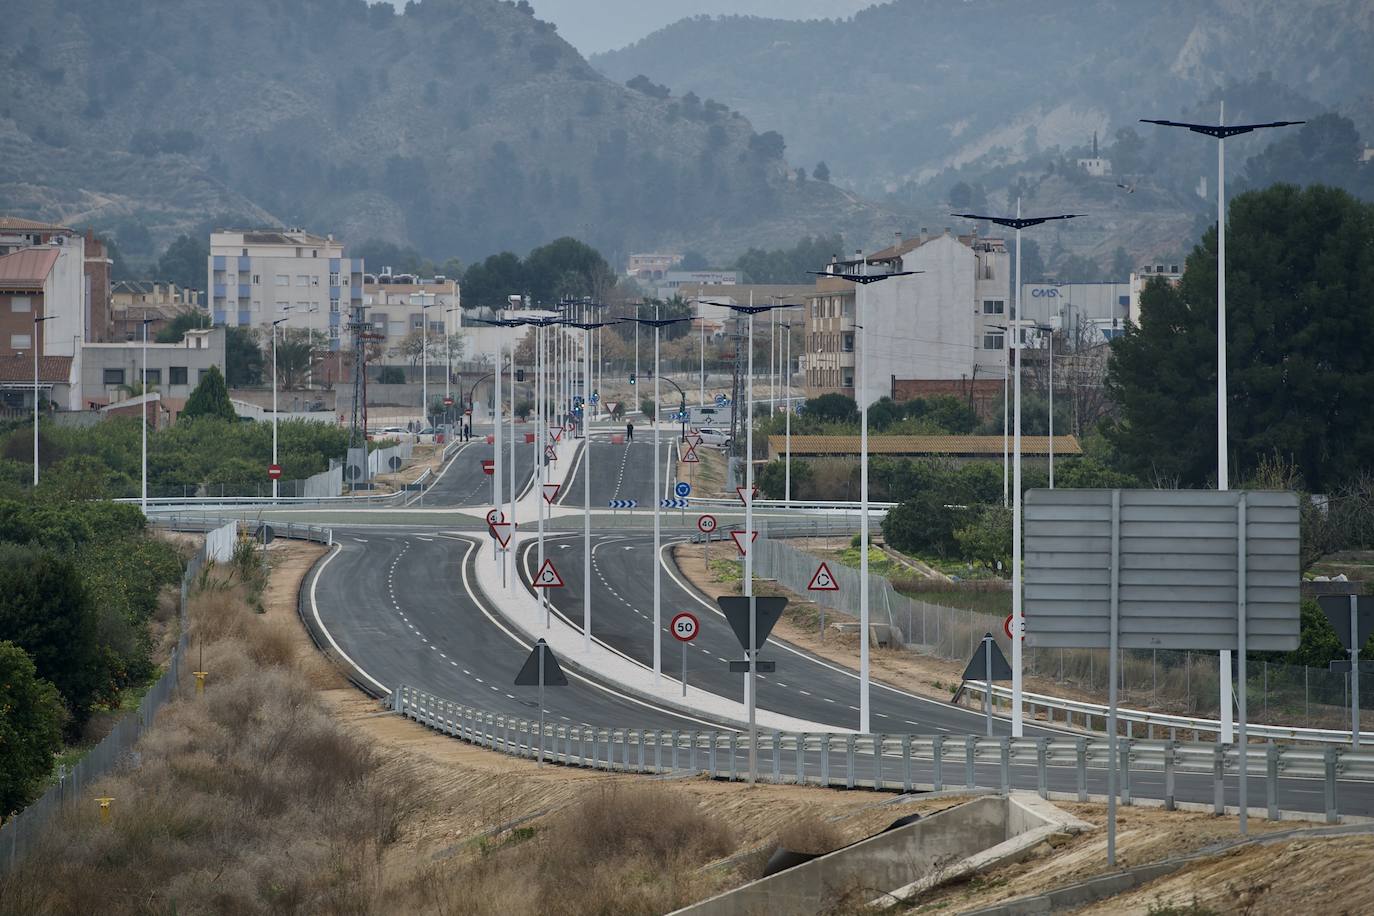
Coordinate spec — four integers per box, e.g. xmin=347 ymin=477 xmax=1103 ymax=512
xmin=671 ymin=612 xmax=699 ymax=642
xmin=696 ymin=514 xmax=717 ymax=534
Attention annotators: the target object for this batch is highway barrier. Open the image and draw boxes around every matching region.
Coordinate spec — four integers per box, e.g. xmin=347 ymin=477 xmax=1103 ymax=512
xmin=390 ymin=684 xmax=1374 ymax=824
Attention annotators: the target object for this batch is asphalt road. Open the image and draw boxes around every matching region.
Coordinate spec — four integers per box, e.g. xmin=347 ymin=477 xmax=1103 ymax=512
xmin=423 ymin=435 xmax=537 ymax=508
xmin=557 ymin=435 xmax=672 ymax=509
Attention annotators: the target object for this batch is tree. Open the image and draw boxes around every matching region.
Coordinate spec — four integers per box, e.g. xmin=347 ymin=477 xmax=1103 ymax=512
xmin=813 ymin=161 xmax=831 ymax=182
xmin=626 ymin=74 xmax=670 ymax=99
xmin=225 ymin=326 xmax=263 ymax=386
xmin=679 ymin=250 xmax=709 ymax=271
xmin=1241 ymin=114 xmax=1372 ymax=200
xmin=378 ymin=366 xmax=406 ymax=384
xmin=954 ymin=505 xmax=1012 ymax=571
xmin=0 ymin=544 xmax=104 ymax=734
xmin=881 ymin=492 xmax=961 ymax=559
xmin=182 ymin=365 xmax=237 ymax=422
xmin=155 ymin=310 xmax=211 ymax=343
xmin=462 ymin=251 xmax=525 ymax=308
xmin=273 ymin=339 xmax=315 ymax=390
xmin=155 ymin=234 xmax=209 ymax=291
xmin=734 ymin=234 xmax=843 ymax=284
xmin=803 ymin=392 xmax=858 ymax=424
xmin=748 ymin=130 xmax=786 ymax=161
xmin=0 ymin=641 xmax=66 ymax=817
xmin=1106 ymin=184 xmax=1374 ymax=490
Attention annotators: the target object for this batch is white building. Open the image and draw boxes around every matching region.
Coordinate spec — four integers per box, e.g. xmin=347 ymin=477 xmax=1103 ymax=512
xmin=1127 ymin=262 xmax=1183 ymax=326
xmin=804 ymin=228 xmax=1009 ymax=406
xmin=362 ymin=271 xmax=460 ymax=357
xmin=207 ymin=229 xmax=364 ymax=350
xmin=654 ymin=270 xmax=740 ymax=299
xmin=1019 ymin=281 xmax=1131 ymax=343
xmin=0 ymin=244 xmax=87 ymax=410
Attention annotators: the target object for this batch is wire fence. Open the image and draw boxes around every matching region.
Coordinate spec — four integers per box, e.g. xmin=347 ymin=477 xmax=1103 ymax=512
xmin=751 ymin=535 xmax=1374 ymax=734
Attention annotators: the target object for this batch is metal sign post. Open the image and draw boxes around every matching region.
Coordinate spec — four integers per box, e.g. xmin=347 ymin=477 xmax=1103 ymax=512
xmin=1318 ymin=594 xmax=1374 ymax=748
xmin=514 ymin=639 xmax=568 ymax=765
xmin=960 ymin=634 xmax=1011 ymax=738
xmin=672 ymin=612 xmax=699 ymax=697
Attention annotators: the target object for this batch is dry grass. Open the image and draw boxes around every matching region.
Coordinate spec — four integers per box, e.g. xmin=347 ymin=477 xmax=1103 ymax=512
xmin=0 ymin=564 xmax=420 ymax=916
xmin=776 ymin=812 xmax=846 ymax=856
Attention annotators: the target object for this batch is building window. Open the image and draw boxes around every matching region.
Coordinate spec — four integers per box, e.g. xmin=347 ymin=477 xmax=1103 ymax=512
xmin=329 ymin=272 xmax=340 ymax=286
xmin=10 ymin=333 xmax=31 ymax=349
xmin=296 ymin=275 xmax=310 ymax=287
xmin=310 ymin=276 xmax=320 ymax=287
xmin=983 ymin=300 xmax=1005 ymax=315
xmin=842 ymin=372 xmax=853 ymax=388
xmin=145 ymin=368 xmax=162 ymax=386
xmin=252 ymin=301 xmax=261 ymax=312
xmin=252 ymin=274 xmax=261 ymax=285
xmin=1118 ymin=295 xmax=1129 ymax=307
xmin=275 ymin=275 xmax=289 ymax=287
xmin=330 ymin=298 xmax=340 ymax=313
xmin=103 ymin=368 xmax=125 ymax=386
xmin=169 ymin=366 xmax=188 ymax=386
xmin=198 ymin=368 xmax=212 ymax=383
xmin=328 ymin=325 xmax=340 ymax=340
xmin=842 ymin=334 xmax=854 ymax=352
xmin=11 ymin=296 xmax=31 ymax=313
xmin=372 ymin=312 xmax=389 ymax=330
xmin=983 ymin=332 xmax=1005 ymax=350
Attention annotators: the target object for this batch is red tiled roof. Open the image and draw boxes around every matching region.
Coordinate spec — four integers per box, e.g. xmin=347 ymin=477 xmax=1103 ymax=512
xmin=0 ymin=216 xmax=72 ymax=232
xmin=768 ymin=434 xmax=1082 ymax=458
xmin=0 ymin=247 xmax=59 ymax=288
xmin=0 ymin=355 xmax=73 ymax=383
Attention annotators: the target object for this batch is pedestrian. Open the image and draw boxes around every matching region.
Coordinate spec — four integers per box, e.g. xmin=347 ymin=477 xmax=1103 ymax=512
xmin=626 ymin=421 xmax=634 ymax=442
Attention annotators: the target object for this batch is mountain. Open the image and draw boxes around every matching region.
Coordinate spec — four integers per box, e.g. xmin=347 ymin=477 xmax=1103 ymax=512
xmin=0 ymin=0 xmax=904 ymax=267
xmin=595 ymin=0 xmax=1374 ymax=268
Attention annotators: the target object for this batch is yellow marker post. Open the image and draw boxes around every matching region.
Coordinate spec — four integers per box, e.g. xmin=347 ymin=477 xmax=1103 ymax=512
xmin=95 ymin=797 xmax=114 ymax=823
xmin=193 ymin=671 xmax=208 ymax=694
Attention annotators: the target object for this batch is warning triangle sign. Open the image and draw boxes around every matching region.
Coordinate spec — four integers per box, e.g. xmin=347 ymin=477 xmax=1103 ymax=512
xmin=729 ymin=530 xmax=758 ymax=557
xmin=736 ymin=485 xmax=758 ymax=506
xmin=489 ymin=521 xmax=513 ymax=548
xmin=682 ymin=443 xmax=700 ymax=463
xmin=961 ymin=634 xmax=1012 ymax=683
xmin=716 ymin=596 xmax=788 ymax=652
xmin=542 ymin=483 xmax=561 ymax=504
xmin=514 ymin=639 xmax=569 ymax=687
xmin=545 ymin=445 xmax=558 ymax=461
xmin=808 ymin=562 xmax=839 ymax=591
xmin=533 ymin=558 xmax=564 ymax=588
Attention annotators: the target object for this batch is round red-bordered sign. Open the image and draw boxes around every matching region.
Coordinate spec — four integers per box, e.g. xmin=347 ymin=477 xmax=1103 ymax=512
xmin=486 ymin=508 xmax=505 ymax=526
xmin=697 ymin=514 xmax=718 ymax=534
xmin=267 ymin=464 xmax=282 ymax=480
xmin=671 ymin=611 xmax=699 ymax=643
xmin=1005 ymin=613 xmax=1022 ymax=641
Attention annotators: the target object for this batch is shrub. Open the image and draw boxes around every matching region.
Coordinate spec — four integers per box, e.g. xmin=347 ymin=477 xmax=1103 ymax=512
xmin=0 ymin=641 xmax=66 ymax=817
xmin=378 ymin=365 xmax=406 ymax=384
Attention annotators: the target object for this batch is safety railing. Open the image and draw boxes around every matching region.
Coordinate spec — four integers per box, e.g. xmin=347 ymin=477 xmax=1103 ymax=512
xmin=960 ymin=680 xmax=1373 ymax=747
xmin=390 ymin=684 xmax=1374 ymax=824
xmin=149 ymin=515 xmax=334 ymax=546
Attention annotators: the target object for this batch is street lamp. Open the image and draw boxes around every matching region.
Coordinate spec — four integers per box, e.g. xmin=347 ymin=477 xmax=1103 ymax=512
xmin=623 ymin=313 xmax=692 ymax=683
xmin=416 ymin=296 xmax=437 ymax=428
xmin=1141 ymin=107 xmax=1303 ymax=750
xmin=31 ymin=314 xmax=56 ymax=487
xmin=1035 ymin=323 xmax=1056 ymax=488
xmin=445 ymin=306 xmax=460 ymax=426
xmin=711 ymin=299 xmax=799 ymax=781
xmin=271 ymin=316 xmax=289 ymax=499
xmin=140 ymin=312 xmax=156 ymax=513
xmin=953 ymin=203 xmax=1083 ymax=738
xmin=807 ymin=258 xmax=917 ymax=735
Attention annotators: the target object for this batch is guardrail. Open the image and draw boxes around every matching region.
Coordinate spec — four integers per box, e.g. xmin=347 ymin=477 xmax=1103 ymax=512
xmin=686 ymin=498 xmax=899 ymax=512
xmin=960 ymin=680 xmax=1372 ymax=747
xmin=391 ymin=685 xmax=1372 ymax=823
xmin=150 ymin=515 xmax=334 ymax=545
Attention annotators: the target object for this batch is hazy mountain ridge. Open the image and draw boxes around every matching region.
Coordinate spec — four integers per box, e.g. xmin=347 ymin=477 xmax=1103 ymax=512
xmin=0 ymin=0 xmax=900 ymax=267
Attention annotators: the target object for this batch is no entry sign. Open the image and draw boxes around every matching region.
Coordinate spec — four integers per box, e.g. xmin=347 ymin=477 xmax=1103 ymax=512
xmin=267 ymin=464 xmax=282 ymax=480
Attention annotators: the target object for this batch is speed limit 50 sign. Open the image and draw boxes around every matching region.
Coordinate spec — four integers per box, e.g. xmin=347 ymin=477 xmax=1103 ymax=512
xmin=671 ymin=612 xmax=699 ymax=642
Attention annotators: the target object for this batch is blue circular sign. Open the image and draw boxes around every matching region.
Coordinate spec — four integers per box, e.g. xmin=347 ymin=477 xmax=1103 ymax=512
xmin=675 ymin=481 xmax=691 ymax=498
xmin=590 ymin=391 xmax=599 ymax=404
xmin=714 ymin=394 xmax=728 ymax=407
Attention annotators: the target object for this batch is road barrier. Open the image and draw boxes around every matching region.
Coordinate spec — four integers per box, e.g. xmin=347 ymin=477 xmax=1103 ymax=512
xmin=390 ymin=684 xmax=1374 ymax=823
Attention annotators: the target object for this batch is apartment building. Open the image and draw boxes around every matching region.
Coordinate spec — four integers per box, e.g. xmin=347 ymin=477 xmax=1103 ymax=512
xmin=1019 ymin=281 xmax=1131 ymax=343
xmin=1128 ymin=262 xmax=1183 ymax=325
xmin=803 ymin=228 xmax=1009 ymax=406
xmin=207 ymin=228 xmax=363 ymax=349
xmin=361 ymin=270 xmax=460 ymax=354
xmin=80 ymin=326 xmax=226 ymax=415
xmin=0 ymin=246 xmax=85 ymax=410
xmin=111 ymin=280 xmax=202 ymax=341
xmin=0 ymin=217 xmax=113 ymax=343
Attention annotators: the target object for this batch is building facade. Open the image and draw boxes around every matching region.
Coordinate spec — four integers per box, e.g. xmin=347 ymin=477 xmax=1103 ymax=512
xmin=111 ymin=280 xmax=203 ymax=341
xmin=207 ymin=229 xmax=363 ymax=349
xmin=0 ymin=217 xmax=113 ymax=344
xmin=361 ymin=272 xmax=460 ymax=357
xmin=802 ymin=229 xmax=1009 ymax=406
xmin=1019 ymin=281 xmax=1131 ymax=343
xmin=80 ymin=327 xmax=226 ymax=415
xmin=653 ymin=270 xmax=740 ymax=299
xmin=626 ymin=252 xmax=682 ymax=280
xmin=1127 ymin=262 xmax=1183 ymax=326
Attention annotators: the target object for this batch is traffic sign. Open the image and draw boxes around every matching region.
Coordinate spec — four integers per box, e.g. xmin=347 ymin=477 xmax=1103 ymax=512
xmin=608 ymin=499 xmax=638 ymax=509
xmin=565 ymin=421 xmax=575 ymax=432
xmin=590 ymin=391 xmax=599 ymax=404
xmin=525 ymin=432 xmax=536 ymax=444
xmin=486 ymin=434 xmax=495 ymax=444
xmin=697 ymin=514 xmax=717 ymax=534
xmin=489 ymin=521 xmax=513 ymax=548
xmin=808 ymin=562 xmax=839 ymax=592
xmin=541 ymin=483 xmax=561 ymax=504
xmin=715 ymin=394 xmax=727 ymax=407
xmin=1005 ymin=614 xmax=1020 ymax=641
xmin=545 ymin=445 xmax=558 ymax=461
xmin=735 ymin=485 xmax=758 ymax=506
xmin=533 ymin=559 xmax=564 ymax=588
xmin=671 ymin=612 xmax=699 ymax=643
xmin=515 ymin=639 xmax=568 ymax=686
xmin=675 ymin=481 xmax=691 ymax=498
xmin=443 ymin=396 xmax=454 ymax=406
xmin=962 ymin=634 xmax=1012 ymax=682
xmin=486 ymin=508 xmax=505 ymax=526
xmin=729 ymin=530 xmax=758 ymax=557
xmin=716 ymin=596 xmax=788 ymax=652
xmin=682 ymin=444 xmax=700 ymax=463
xmin=548 ymin=427 xmax=562 ymax=443
xmin=481 ymin=459 xmax=495 ymax=475
xmin=660 ymin=498 xmax=689 ymax=509
xmin=267 ymin=463 xmax=282 ymax=480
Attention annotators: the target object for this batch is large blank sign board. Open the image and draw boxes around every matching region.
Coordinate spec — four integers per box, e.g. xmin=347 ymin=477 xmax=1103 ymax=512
xmin=1023 ymin=489 xmax=1300 ymax=651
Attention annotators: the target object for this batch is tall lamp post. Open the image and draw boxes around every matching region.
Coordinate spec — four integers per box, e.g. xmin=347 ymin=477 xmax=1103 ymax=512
xmin=623 ymin=312 xmax=692 ymax=682
xmin=445 ymin=306 xmax=460 ymax=426
xmin=416 ymin=296 xmax=437 ymax=428
xmin=31 ymin=314 xmax=56 ymax=487
xmin=271 ymin=316 xmax=289 ymax=499
xmin=807 ymin=259 xmax=916 ymax=734
xmin=140 ymin=312 xmax=155 ymax=513
xmin=1035 ymin=322 xmax=1056 ymax=488
xmin=713 ymin=300 xmax=799 ymax=780
xmin=1141 ymin=107 xmax=1303 ymax=748
xmin=954 ymin=204 xmax=1083 ymax=738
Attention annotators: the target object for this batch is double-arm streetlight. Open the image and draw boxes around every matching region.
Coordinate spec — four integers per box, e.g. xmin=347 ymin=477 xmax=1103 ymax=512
xmin=140 ymin=312 xmax=155 ymax=513
xmin=807 ymin=260 xmax=917 ymax=735
xmin=445 ymin=306 xmax=460 ymax=425
xmin=1141 ymin=107 xmax=1303 ymax=753
xmin=270 ymin=315 xmax=290 ymax=498
xmin=953 ymin=204 xmax=1083 ymax=739
xmin=623 ymin=312 xmax=692 ymax=684
xmin=31 ymin=314 xmax=56 ymax=487
xmin=415 ymin=296 xmax=437 ymax=427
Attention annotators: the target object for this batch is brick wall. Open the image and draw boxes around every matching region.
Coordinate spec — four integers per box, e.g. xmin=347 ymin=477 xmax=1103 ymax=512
xmin=890 ymin=377 xmax=1004 ymax=420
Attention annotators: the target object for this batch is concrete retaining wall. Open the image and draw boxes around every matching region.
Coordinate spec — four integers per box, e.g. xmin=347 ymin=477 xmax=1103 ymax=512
xmin=204 ymin=520 xmax=238 ymax=562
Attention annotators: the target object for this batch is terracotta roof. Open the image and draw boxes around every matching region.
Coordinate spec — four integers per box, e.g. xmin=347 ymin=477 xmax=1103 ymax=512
xmin=0 ymin=355 xmax=73 ymax=383
xmin=0 ymin=247 xmax=59 ymax=289
xmin=768 ymin=434 xmax=1082 ymax=458
xmin=0 ymin=216 xmax=72 ymax=232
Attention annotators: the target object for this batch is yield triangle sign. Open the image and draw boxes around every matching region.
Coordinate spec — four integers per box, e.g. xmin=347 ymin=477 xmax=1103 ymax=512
xmin=808 ymin=561 xmax=839 ymax=591
xmin=716 ymin=596 xmax=788 ymax=652
xmin=514 ymin=639 xmax=569 ymax=687
xmin=489 ymin=521 xmax=513 ymax=548
xmin=736 ymin=485 xmax=758 ymax=506
xmin=961 ymin=634 xmax=1013 ymax=682
xmin=682 ymin=443 xmax=700 ymax=463
xmin=533 ymin=558 xmax=564 ymax=588
xmin=730 ymin=530 xmax=758 ymax=557
xmin=549 ymin=428 xmax=562 ymax=443
xmin=691 ymin=435 xmax=703 ymax=447
xmin=541 ymin=483 xmax=561 ymax=504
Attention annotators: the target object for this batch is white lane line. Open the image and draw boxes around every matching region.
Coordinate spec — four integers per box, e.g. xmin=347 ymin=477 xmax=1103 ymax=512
xmin=308 ymin=544 xmax=389 ymax=694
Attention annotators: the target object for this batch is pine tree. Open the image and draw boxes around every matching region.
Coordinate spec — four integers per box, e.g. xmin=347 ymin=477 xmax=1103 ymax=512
xmin=181 ymin=365 xmax=237 ymax=422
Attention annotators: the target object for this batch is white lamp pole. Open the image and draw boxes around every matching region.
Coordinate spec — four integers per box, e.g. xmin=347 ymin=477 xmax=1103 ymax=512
xmin=653 ymin=306 xmax=662 ymax=682
xmin=784 ymin=319 xmax=792 ymax=506
xmin=272 ymin=316 xmax=288 ymax=499
xmin=32 ymin=314 xmax=56 ymax=487
xmin=445 ymin=306 xmax=459 ymax=425
xmin=419 ymin=299 xmax=435 ymax=428
xmin=140 ymin=313 xmax=154 ymax=513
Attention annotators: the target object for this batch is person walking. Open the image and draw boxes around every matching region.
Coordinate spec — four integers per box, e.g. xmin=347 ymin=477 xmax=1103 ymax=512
xmin=626 ymin=421 xmax=634 ymax=442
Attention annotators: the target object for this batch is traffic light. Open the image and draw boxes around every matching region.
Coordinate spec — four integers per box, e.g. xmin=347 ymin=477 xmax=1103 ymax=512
xmin=629 ymin=373 xmax=636 ymax=385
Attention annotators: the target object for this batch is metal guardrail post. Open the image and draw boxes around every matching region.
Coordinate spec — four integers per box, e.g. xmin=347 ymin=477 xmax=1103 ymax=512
xmin=1036 ymin=738 xmax=1048 ymax=798
xmin=728 ymin=733 xmax=738 ymax=781
xmin=655 ymin=730 xmax=664 ymax=772
xmin=874 ymin=734 xmax=885 ymax=790
xmin=1164 ymin=742 xmax=1176 ymax=811
xmin=1324 ymin=746 xmax=1338 ymax=823
xmin=902 ymin=735 xmax=913 ymax=793
xmin=821 ymin=735 xmax=831 ymax=787
xmin=845 ymin=735 xmax=857 ymax=789
xmin=966 ymin=736 xmax=977 ymax=789
xmin=690 ymin=730 xmax=699 ymax=773
xmin=933 ymin=736 xmax=944 ymax=791
xmin=592 ymin=728 xmax=600 ymax=768
xmin=708 ymin=731 xmax=718 ymax=778
xmin=1120 ymin=739 xmax=1132 ymax=805
xmin=638 ymin=730 xmax=646 ymax=773
xmin=998 ymin=738 xmax=1010 ymax=793
xmin=796 ymin=733 xmax=806 ymax=784
xmin=772 ymin=733 xmax=782 ymax=783
xmin=502 ymin=718 xmax=509 ymax=754
xmin=1266 ymin=741 xmax=1279 ymax=820
xmin=1076 ymin=738 xmax=1088 ymax=802
xmin=1214 ymin=744 xmax=1226 ymax=815
xmin=579 ymin=727 xmax=587 ymax=767
xmin=671 ymin=729 xmax=680 ymax=770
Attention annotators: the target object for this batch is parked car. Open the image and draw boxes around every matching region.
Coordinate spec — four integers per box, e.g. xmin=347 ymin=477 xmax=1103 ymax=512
xmin=694 ymin=427 xmax=731 ymax=448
